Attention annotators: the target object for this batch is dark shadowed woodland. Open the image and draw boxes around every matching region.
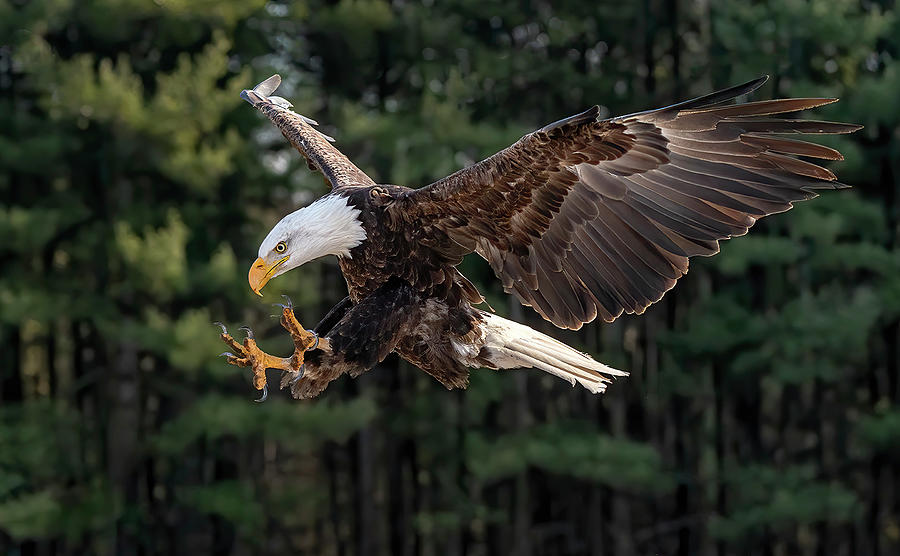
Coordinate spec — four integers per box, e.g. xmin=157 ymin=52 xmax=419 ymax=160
xmin=2 ymin=1 xmax=900 ymax=555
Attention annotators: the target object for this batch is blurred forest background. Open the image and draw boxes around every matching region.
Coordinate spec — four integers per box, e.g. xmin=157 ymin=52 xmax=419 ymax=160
xmin=1 ymin=0 xmax=899 ymax=555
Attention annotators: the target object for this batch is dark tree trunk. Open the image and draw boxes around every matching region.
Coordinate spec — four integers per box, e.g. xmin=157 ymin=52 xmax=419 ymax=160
xmin=107 ymin=339 xmax=141 ymax=556
xmin=352 ymin=385 xmax=375 ymax=556
xmin=0 ymin=326 xmax=23 ymax=403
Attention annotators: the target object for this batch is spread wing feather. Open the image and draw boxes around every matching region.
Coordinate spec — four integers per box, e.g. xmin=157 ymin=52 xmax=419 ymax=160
xmin=397 ymin=76 xmax=861 ymax=329
xmin=241 ymin=75 xmax=375 ymax=189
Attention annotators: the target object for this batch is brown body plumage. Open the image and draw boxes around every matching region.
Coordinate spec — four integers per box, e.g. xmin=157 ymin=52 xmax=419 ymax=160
xmin=228 ymin=74 xmax=859 ymax=399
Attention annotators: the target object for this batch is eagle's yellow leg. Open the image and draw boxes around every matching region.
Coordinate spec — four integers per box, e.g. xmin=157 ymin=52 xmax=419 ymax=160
xmin=217 ymin=303 xmax=329 ymax=401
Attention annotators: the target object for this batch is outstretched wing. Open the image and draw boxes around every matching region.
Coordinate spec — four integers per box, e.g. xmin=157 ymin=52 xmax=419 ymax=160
xmin=395 ymin=76 xmax=861 ymax=329
xmin=242 ymin=75 xmax=375 ymax=189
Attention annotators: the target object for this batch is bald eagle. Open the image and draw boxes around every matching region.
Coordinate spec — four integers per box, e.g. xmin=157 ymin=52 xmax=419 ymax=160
xmin=218 ymin=74 xmax=859 ymax=401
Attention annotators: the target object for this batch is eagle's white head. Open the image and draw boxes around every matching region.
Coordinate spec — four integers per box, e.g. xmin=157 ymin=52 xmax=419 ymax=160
xmin=248 ymin=194 xmax=367 ymax=295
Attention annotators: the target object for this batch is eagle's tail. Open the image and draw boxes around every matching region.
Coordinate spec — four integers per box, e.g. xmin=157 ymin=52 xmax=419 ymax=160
xmin=476 ymin=312 xmax=627 ymax=394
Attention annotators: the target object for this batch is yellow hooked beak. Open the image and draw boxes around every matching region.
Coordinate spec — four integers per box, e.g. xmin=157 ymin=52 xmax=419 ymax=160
xmin=248 ymin=256 xmax=289 ymax=296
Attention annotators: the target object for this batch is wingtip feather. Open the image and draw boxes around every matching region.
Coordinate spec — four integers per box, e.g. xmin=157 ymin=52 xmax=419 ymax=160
xmin=241 ymin=74 xmax=285 ymax=106
xmin=240 ymin=89 xmax=263 ymax=106
xmin=253 ymin=74 xmax=282 ymax=96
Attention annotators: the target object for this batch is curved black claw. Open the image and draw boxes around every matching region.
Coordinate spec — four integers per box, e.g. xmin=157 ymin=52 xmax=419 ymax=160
xmin=213 ymin=321 xmax=227 ymax=334
xmin=238 ymin=326 xmax=254 ymax=339
xmin=285 ymin=365 xmax=305 ymax=387
xmin=219 ymin=352 xmax=235 ymax=358
xmin=254 ymin=384 xmax=268 ymax=403
xmin=281 ymin=294 xmax=293 ymax=310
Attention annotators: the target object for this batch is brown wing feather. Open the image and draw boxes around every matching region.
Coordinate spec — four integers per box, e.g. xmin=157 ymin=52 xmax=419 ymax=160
xmin=241 ymin=75 xmax=375 ymax=189
xmin=396 ymin=76 xmax=861 ymax=329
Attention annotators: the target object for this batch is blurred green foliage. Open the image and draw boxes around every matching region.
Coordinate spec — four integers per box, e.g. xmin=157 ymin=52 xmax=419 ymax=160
xmin=1 ymin=0 xmax=899 ymax=555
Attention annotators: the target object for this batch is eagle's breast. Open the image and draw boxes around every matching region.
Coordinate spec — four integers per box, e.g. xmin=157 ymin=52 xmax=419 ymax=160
xmin=337 ymin=185 xmax=481 ymax=306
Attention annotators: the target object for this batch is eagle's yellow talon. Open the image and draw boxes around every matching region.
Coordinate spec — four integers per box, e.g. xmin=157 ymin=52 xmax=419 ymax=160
xmin=216 ymin=307 xmax=321 ymax=400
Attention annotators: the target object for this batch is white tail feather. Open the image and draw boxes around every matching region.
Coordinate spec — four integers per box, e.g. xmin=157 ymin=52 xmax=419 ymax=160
xmin=478 ymin=312 xmax=627 ymax=394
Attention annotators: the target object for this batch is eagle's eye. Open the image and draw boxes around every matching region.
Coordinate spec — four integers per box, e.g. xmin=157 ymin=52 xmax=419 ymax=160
xmin=275 ymin=241 xmax=287 ymax=254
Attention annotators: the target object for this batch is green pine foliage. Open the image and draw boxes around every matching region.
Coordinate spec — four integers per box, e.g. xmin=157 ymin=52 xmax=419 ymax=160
xmin=710 ymin=465 xmax=861 ymax=542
